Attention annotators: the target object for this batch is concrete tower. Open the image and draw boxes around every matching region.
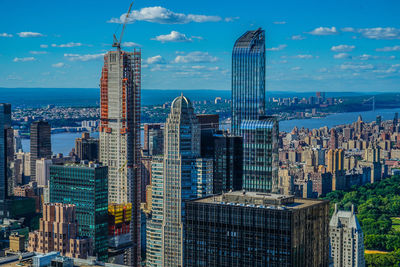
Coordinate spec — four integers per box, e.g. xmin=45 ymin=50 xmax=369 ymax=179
xmin=99 ymin=49 xmax=141 ymax=265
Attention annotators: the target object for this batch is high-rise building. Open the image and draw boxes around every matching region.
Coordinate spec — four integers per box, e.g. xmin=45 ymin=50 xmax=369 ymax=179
xmin=197 ymin=114 xmax=219 ymax=158
xmin=35 ymin=158 xmax=52 ymax=187
xmin=330 ymin=128 xmax=338 ymax=150
xmin=231 ymin=28 xmax=266 ymax=135
xmin=0 ymin=103 xmax=11 ymax=217
xmin=184 ymin=192 xmax=330 ymax=267
xmin=28 ymin=203 xmax=92 ymax=259
xmin=394 ymin=112 xmax=398 ymax=126
xmin=99 ymin=49 xmax=141 ymax=265
xmin=194 ymin=158 xmax=213 ymax=197
xmin=30 ymin=121 xmax=51 ymax=182
xmin=146 ymin=155 xmax=164 ymax=267
xmin=143 ymin=124 xmax=164 ymax=156
xmin=241 ymin=116 xmax=279 ymax=192
xmin=327 ymin=149 xmax=344 ymax=173
xmin=75 ymin=132 xmax=99 ymax=161
xmin=49 ymin=163 xmax=108 ymax=261
xmin=330 ymin=204 xmax=365 ymax=267
xmin=162 ymin=95 xmax=201 ymax=266
xmin=213 ymin=132 xmax=243 ymax=194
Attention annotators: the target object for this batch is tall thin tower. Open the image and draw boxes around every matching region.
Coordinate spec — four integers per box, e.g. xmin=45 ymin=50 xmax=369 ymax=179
xmin=231 ymin=28 xmax=266 ymax=135
xmin=99 ymin=48 xmax=141 ymax=265
xmin=30 ymin=121 xmax=51 ymax=182
xmin=163 ymin=95 xmax=200 ymax=266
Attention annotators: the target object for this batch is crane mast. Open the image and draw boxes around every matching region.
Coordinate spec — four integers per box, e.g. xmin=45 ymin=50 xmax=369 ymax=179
xmin=112 ymin=1 xmax=134 ymax=50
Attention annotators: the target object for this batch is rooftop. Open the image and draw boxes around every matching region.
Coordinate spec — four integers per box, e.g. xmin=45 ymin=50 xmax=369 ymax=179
xmin=192 ymin=191 xmax=326 ymax=210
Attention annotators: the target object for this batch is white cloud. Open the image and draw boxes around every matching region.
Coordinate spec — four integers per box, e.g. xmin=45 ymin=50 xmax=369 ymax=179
xmin=0 ymin=33 xmax=13 ymax=37
xmin=192 ymin=65 xmax=206 ymax=69
xmin=291 ymin=35 xmax=305 ymax=40
xmin=52 ymin=62 xmax=65 ymax=68
xmin=51 ymin=42 xmax=83 ymax=48
xmin=273 ymin=21 xmax=286 ymax=25
xmin=291 ymin=67 xmax=301 ymax=71
xmin=17 ymin=32 xmax=44 ymax=38
xmin=225 ymin=17 xmax=239 ymax=22
xmin=376 ymin=45 xmax=400 ymax=52
xmin=109 ymin=6 xmax=221 ymax=24
xmin=174 ymin=51 xmax=218 ymax=63
xmin=266 ymin=44 xmax=287 ymax=51
xmin=340 ymin=64 xmax=374 ymax=70
xmin=334 ymin=53 xmax=351 ymax=59
xmin=13 ymin=57 xmax=36 ymax=62
xmin=331 ymin=44 xmax=355 ymax=52
xmin=152 ymin=31 xmax=193 ymax=43
xmin=294 ymin=54 xmax=313 ymax=59
xmin=146 ymin=55 xmax=165 ymax=64
xmin=64 ymin=53 xmax=104 ymax=61
xmin=308 ymin=27 xmax=338 ymax=35
xmin=341 ymin=27 xmax=355 ymax=32
xmin=40 ymin=44 xmax=48 ymax=48
xmin=357 ymin=27 xmax=400 ymax=40
xmin=30 ymin=51 xmax=47 ymax=55
xmin=122 ymin=41 xmax=141 ymax=47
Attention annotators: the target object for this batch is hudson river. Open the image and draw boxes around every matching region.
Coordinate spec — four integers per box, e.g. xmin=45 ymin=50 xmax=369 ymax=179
xmin=21 ymin=108 xmax=400 ymax=155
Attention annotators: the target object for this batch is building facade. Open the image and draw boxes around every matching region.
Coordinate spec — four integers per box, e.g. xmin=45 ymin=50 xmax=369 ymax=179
xmin=75 ymin=132 xmax=99 ymax=161
xmin=99 ymin=49 xmax=141 ymax=265
xmin=143 ymin=124 xmax=164 ymax=156
xmin=184 ymin=192 xmax=330 ymax=267
xmin=213 ymin=132 xmax=243 ymax=194
xmin=162 ymin=95 xmax=200 ymax=266
xmin=0 ymin=103 xmax=12 ymax=217
xmin=28 ymin=203 xmax=92 ymax=259
xmin=241 ymin=116 xmax=279 ymax=192
xmin=49 ymin=164 xmax=108 ymax=261
xmin=30 ymin=121 xmax=51 ymax=182
xmin=329 ymin=204 xmax=365 ymax=267
xmin=231 ymin=28 xmax=265 ymax=136
xmin=35 ymin=158 xmax=52 ymax=187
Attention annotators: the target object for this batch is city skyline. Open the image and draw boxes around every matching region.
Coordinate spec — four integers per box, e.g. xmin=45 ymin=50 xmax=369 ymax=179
xmin=1 ymin=0 xmax=400 ymax=92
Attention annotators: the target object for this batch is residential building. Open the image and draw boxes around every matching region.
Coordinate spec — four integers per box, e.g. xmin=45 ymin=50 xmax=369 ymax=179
xmin=231 ymin=28 xmax=265 ymax=136
xmin=49 ymin=163 xmax=108 ymax=261
xmin=329 ymin=204 xmax=365 ymax=267
xmin=184 ymin=191 xmax=330 ymax=267
xmin=30 ymin=121 xmax=51 ymax=182
xmin=75 ymin=132 xmax=99 ymax=161
xmin=241 ymin=116 xmax=279 ymax=192
xmin=99 ymin=49 xmax=141 ymax=265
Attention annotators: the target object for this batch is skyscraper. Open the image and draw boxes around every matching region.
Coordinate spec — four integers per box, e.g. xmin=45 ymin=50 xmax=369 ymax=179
xmin=0 ymin=103 xmax=11 ymax=217
xmin=330 ymin=204 xmax=365 ymax=267
xmin=185 ymin=192 xmax=330 ymax=267
xmin=49 ymin=163 xmax=108 ymax=261
xmin=143 ymin=124 xmax=164 ymax=156
xmin=231 ymin=28 xmax=265 ymax=135
xmin=162 ymin=95 xmax=200 ymax=266
xmin=75 ymin=132 xmax=99 ymax=161
xmin=30 ymin=121 xmax=51 ymax=182
xmin=99 ymin=49 xmax=141 ymax=265
xmin=241 ymin=116 xmax=279 ymax=192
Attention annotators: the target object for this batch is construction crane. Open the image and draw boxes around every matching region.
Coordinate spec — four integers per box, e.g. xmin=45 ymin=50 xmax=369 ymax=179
xmin=112 ymin=1 xmax=134 ymax=50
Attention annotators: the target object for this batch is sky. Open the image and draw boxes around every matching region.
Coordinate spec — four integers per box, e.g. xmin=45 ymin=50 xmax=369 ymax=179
xmin=1 ymin=0 xmax=400 ymax=92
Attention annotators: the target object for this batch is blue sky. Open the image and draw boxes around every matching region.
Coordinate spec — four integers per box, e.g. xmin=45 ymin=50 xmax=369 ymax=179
xmin=1 ymin=0 xmax=400 ymax=92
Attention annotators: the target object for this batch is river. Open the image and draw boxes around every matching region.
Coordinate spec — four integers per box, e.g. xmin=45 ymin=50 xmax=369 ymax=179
xmin=21 ymin=108 xmax=400 ymax=155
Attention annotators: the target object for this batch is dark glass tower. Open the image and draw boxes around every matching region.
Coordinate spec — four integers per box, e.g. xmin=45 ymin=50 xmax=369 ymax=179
xmin=241 ymin=116 xmax=279 ymax=192
xmin=0 ymin=104 xmax=11 ymax=217
xmin=231 ymin=28 xmax=266 ymax=136
xmin=30 ymin=121 xmax=51 ymax=182
xmin=49 ymin=163 xmax=108 ymax=261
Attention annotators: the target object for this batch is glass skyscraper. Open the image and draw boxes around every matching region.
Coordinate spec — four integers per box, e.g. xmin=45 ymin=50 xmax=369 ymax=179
xmin=0 ymin=103 xmax=11 ymax=217
xmin=241 ymin=116 xmax=279 ymax=192
xmin=49 ymin=163 xmax=108 ymax=261
xmin=231 ymin=28 xmax=266 ymax=136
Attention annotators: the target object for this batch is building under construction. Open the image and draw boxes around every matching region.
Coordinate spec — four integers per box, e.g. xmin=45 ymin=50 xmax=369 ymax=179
xmin=99 ymin=48 xmax=141 ymax=265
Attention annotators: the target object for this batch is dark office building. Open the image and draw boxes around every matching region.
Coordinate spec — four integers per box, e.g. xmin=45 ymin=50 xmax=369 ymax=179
xmin=143 ymin=124 xmax=164 ymax=156
xmin=231 ymin=28 xmax=265 ymax=136
xmin=213 ymin=132 xmax=243 ymax=194
xmin=241 ymin=116 xmax=279 ymax=193
xmin=75 ymin=132 xmax=99 ymax=161
xmin=197 ymin=114 xmax=219 ymax=158
xmin=0 ymin=103 xmax=12 ymax=217
xmin=49 ymin=163 xmax=108 ymax=261
xmin=30 ymin=121 xmax=51 ymax=182
xmin=184 ymin=192 xmax=329 ymax=267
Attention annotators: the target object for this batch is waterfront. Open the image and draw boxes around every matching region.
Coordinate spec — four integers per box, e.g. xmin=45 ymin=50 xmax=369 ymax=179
xmin=21 ymin=108 xmax=400 ymax=155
